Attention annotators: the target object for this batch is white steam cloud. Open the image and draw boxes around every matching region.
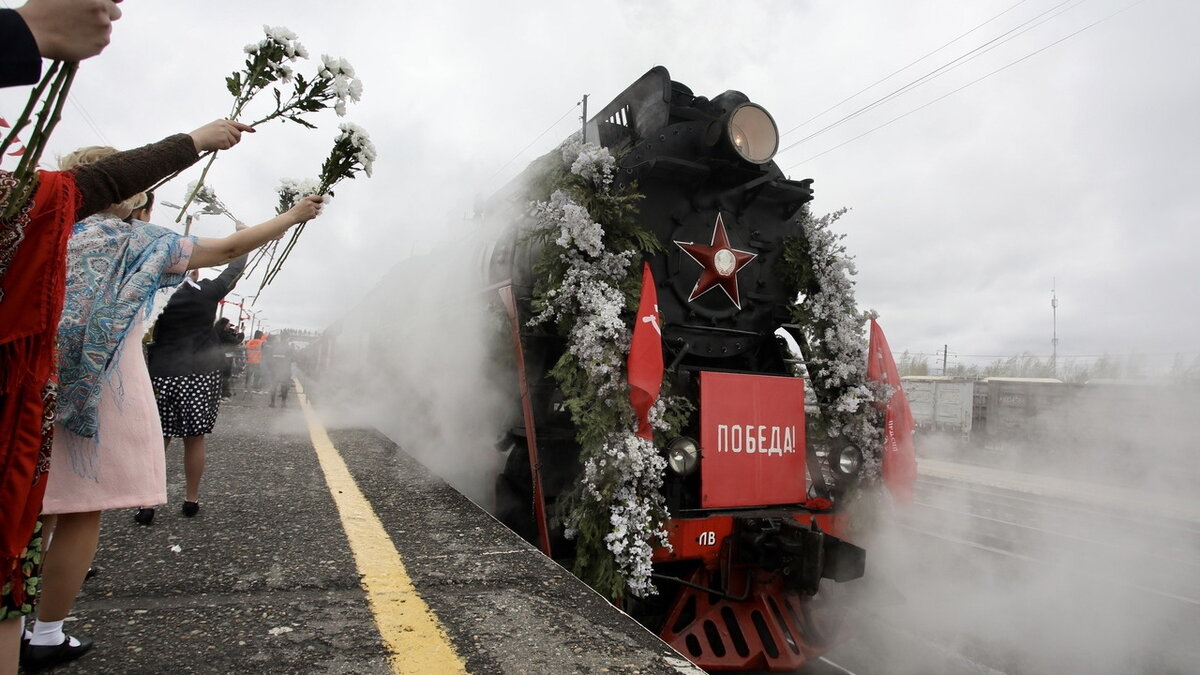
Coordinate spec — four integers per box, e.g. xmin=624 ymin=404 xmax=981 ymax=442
xmin=833 ymin=384 xmax=1200 ymax=674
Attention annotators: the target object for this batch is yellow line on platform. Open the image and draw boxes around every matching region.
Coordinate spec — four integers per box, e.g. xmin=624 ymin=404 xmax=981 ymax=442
xmin=294 ymin=380 xmax=467 ymax=674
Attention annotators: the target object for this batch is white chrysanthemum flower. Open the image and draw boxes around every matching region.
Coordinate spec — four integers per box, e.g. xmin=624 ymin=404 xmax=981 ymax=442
xmin=319 ymin=55 xmax=363 ymax=115
xmin=336 ymin=122 xmax=377 ymax=177
xmin=527 ymin=136 xmax=675 ymax=596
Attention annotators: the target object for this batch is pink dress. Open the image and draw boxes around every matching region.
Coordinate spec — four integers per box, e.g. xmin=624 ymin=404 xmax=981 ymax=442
xmin=42 ymin=246 xmax=192 ymax=514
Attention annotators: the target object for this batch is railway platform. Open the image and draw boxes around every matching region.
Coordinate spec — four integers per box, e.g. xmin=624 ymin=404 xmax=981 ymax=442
xmin=52 ymin=379 xmax=702 ymax=675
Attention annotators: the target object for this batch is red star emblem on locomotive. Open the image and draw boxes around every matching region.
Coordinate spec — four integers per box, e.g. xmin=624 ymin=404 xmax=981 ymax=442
xmin=674 ymin=213 xmax=758 ymax=309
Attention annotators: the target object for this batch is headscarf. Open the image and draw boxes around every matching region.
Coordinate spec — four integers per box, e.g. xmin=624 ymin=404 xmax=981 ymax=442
xmin=55 ymin=213 xmax=193 ymax=439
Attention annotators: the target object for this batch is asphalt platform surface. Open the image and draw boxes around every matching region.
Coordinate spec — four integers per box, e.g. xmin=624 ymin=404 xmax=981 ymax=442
xmin=50 ymin=384 xmax=701 ymax=674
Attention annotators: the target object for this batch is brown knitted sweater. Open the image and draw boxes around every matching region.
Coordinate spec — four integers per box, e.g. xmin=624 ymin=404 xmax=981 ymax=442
xmin=71 ymin=133 xmax=199 ymax=218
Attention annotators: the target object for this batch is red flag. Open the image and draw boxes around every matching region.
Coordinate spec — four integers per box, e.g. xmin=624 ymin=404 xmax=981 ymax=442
xmin=628 ymin=262 xmax=663 ymax=441
xmin=866 ymin=318 xmax=917 ymax=504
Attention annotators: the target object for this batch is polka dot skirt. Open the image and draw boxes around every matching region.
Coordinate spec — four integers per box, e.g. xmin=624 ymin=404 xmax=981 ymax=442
xmin=151 ymin=371 xmax=222 ymax=438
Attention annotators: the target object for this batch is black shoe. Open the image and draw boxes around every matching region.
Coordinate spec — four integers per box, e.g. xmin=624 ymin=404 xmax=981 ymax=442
xmin=182 ymin=501 xmax=200 ymax=517
xmin=21 ymin=635 xmax=94 ymax=672
xmin=85 ymin=565 xmax=99 ymax=581
xmin=134 ymin=507 xmax=155 ymax=526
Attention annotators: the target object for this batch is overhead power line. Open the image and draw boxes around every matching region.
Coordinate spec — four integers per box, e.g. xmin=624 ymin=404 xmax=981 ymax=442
xmin=781 ymin=0 xmax=1034 ymax=138
xmin=779 ymin=0 xmax=1086 ymax=157
xmin=488 ymin=102 xmax=581 ymax=183
xmin=785 ymin=0 xmax=1147 ymax=170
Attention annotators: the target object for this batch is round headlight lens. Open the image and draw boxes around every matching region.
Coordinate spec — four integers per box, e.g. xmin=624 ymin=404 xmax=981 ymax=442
xmin=667 ymin=437 xmax=699 ymax=476
xmin=727 ymin=104 xmax=778 ymax=164
xmin=836 ymin=446 xmax=862 ymax=476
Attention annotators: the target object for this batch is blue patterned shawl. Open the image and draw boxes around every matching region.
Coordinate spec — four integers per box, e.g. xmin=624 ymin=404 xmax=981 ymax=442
xmin=56 ymin=214 xmax=193 ymax=438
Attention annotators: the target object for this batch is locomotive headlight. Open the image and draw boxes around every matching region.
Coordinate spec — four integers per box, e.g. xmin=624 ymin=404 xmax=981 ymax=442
xmin=834 ymin=446 xmax=863 ymax=477
xmin=667 ymin=437 xmax=699 ymax=476
xmin=727 ymin=103 xmax=778 ymax=164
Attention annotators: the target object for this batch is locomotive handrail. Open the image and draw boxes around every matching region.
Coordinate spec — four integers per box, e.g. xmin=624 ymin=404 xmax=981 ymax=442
xmin=497 ymin=284 xmax=553 ymax=557
xmin=671 ymin=324 xmax=759 ymax=337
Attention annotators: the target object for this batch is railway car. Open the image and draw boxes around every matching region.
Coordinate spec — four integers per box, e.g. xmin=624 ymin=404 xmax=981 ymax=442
xmin=476 ymin=67 xmax=905 ymax=672
xmin=973 ymin=377 xmax=1066 ymax=450
xmin=902 ymin=375 xmax=974 ymax=442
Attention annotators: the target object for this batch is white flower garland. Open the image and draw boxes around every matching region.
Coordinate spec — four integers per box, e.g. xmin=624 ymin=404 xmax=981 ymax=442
xmin=527 ymin=138 xmax=670 ymax=597
xmin=792 ymin=209 xmax=883 ymax=478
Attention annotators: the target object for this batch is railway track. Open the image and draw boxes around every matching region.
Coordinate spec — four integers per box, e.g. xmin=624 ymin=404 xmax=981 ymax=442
xmin=788 ymin=463 xmax=1200 ymax=675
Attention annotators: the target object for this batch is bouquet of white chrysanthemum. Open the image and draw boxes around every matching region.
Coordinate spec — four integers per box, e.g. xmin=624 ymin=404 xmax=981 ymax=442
xmin=244 ymin=177 xmax=321 ymax=280
xmin=184 ymin=180 xmax=238 ymax=222
xmin=161 ymin=25 xmax=364 ymax=219
xmin=274 ymin=177 xmax=322 ymax=216
xmin=255 ymin=123 xmax=375 ymax=292
xmin=314 ymin=122 xmax=376 ymax=189
xmin=1 ymin=62 xmax=77 ymax=219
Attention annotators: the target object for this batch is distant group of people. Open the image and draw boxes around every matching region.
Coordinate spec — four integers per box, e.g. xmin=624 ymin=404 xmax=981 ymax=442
xmin=242 ymin=330 xmax=295 ymax=407
xmin=0 ymin=2 xmax=326 ymax=672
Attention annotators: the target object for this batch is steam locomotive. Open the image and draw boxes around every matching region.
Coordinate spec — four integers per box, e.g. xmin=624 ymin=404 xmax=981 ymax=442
xmin=478 ymin=67 xmax=891 ymax=672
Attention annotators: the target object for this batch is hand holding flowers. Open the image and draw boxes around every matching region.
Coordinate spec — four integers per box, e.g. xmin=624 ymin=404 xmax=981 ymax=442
xmin=255 ymin=123 xmax=375 ymax=291
xmin=188 ymin=119 xmax=255 ymax=153
xmin=164 ymin=25 xmax=364 ymax=218
xmin=1 ymin=61 xmax=76 ymax=219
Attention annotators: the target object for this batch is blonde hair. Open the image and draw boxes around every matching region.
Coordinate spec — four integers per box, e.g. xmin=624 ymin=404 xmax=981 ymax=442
xmin=58 ymin=145 xmax=147 ymax=213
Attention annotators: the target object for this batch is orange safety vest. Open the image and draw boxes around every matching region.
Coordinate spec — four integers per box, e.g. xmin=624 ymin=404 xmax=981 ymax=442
xmin=245 ymin=337 xmax=265 ymax=364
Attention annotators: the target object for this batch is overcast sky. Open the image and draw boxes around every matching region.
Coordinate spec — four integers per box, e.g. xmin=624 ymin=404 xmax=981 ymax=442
xmin=2 ymin=0 xmax=1196 ymax=373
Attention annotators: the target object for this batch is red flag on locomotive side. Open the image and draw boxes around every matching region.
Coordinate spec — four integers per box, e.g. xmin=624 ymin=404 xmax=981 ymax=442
xmin=628 ymin=262 xmax=663 ymax=441
xmin=867 ymin=317 xmax=918 ymax=504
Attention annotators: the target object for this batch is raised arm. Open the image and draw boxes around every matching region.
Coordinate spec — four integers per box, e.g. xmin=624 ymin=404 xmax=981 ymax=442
xmin=206 ymin=221 xmax=250 ymax=296
xmin=2 ymin=0 xmax=123 ymax=88
xmin=14 ymin=0 xmax=122 ymax=62
xmin=70 ymin=119 xmax=254 ymax=219
xmin=187 ymin=196 xmax=323 ymax=270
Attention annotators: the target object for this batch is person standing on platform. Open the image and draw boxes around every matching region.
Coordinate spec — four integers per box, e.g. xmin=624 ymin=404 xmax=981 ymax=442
xmin=213 ymin=318 xmax=241 ymax=399
xmin=243 ymin=330 xmax=265 ymax=393
xmin=139 ymin=219 xmax=250 ymax=525
xmin=2 ymin=7 xmax=128 ymax=666
xmin=30 ymin=141 xmax=324 ymax=670
xmin=265 ymin=335 xmax=294 ymax=408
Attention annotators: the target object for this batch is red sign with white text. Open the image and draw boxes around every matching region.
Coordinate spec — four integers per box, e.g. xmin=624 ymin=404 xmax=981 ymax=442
xmin=700 ymin=371 xmax=807 ymax=508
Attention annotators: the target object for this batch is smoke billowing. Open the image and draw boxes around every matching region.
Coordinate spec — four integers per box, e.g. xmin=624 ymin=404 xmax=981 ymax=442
xmin=837 ymin=384 xmax=1200 ymax=674
xmin=307 ymin=213 xmax=518 ymax=510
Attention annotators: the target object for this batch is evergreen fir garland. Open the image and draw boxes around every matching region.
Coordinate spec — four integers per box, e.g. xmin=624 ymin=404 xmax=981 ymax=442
xmin=523 ymin=137 xmax=687 ymax=599
xmin=777 ymin=207 xmax=884 ymax=482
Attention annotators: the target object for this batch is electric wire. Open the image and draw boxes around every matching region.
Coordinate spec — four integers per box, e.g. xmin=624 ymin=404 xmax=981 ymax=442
xmin=779 ymin=0 xmax=1085 ymax=156
xmin=0 ymin=0 xmax=113 ymax=152
xmin=67 ymin=95 xmax=112 ymax=147
xmin=488 ymin=102 xmax=581 ymax=182
xmin=781 ymin=0 xmax=1033 ymax=137
xmin=784 ymin=0 xmax=1146 ymax=170
xmin=905 ymin=351 xmax=1195 ymax=359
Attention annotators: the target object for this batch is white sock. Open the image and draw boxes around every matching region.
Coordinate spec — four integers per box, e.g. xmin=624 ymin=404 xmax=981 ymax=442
xmin=28 ymin=619 xmax=79 ymax=647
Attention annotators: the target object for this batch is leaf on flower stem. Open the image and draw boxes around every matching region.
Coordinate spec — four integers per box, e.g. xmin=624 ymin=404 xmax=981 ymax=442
xmin=226 ymin=74 xmax=241 ymax=98
xmin=287 ymin=116 xmax=317 ymax=129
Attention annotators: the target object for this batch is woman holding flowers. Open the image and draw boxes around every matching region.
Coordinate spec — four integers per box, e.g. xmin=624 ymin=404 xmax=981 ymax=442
xmin=22 ymin=145 xmax=322 ymax=670
xmin=1 ymin=120 xmax=252 ymax=672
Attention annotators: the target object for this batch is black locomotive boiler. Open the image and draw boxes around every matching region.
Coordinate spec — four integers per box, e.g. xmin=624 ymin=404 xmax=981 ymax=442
xmin=479 ymin=67 xmax=891 ymax=672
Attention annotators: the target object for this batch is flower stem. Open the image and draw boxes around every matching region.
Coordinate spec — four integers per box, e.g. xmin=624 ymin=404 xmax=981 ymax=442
xmin=1 ymin=62 xmax=76 ymax=220
xmin=171 ymin=151 xmax=220 ymax=223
